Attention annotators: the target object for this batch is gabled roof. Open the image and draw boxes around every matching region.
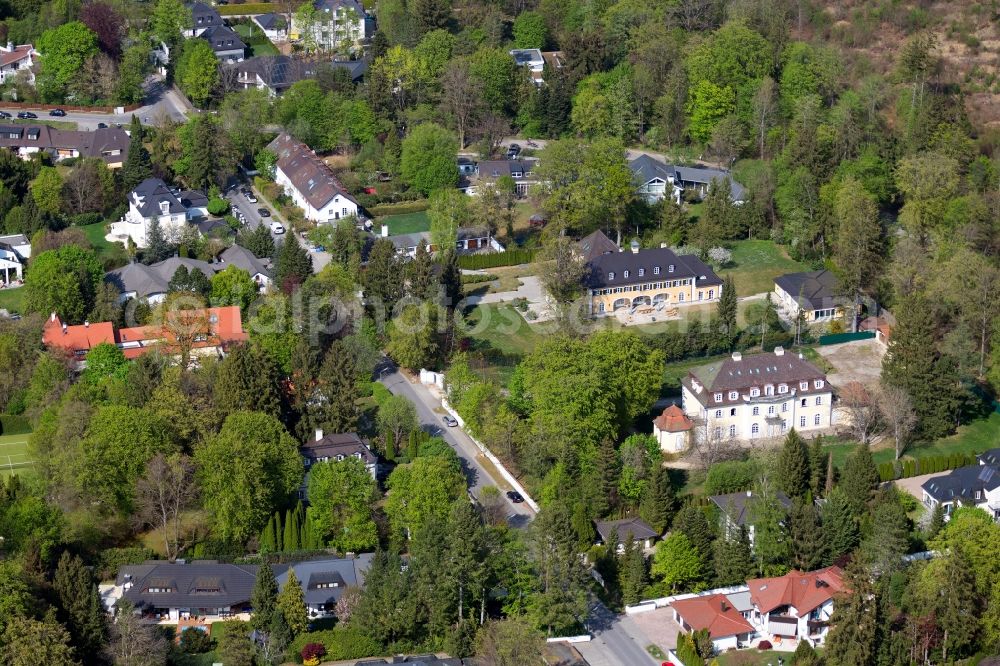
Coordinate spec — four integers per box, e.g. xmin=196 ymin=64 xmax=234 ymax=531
xmin=254 ymin=12 xmax=286 ymax=29
xmin=921 ymin=464 xmax=1000 ymax=503
xmin=131 ymin=178 xmax=187 ymax=217
xmin=302 ymin=431 xmax=377 ymax=465
xmin=978 ymin=448 xmax=1000 ymax=468
xmin=314 ymin=0 xmax=365 ymax=17
xmin=653 ymin=404 xmax=693 ymax=433
xmin=42 ymin=314 xmax=116 ymax=356
xmin=267 ymin=132 xmax=357 ymax=211
xmin=629 ymin=154 xmax=677 ymax=187
xmin=670 ymin=593 xmax=754 ymax=639
xmin=120 ymin=560 xmax=258 ymax=609
xmin=106 ymin=257 xmax=217 ymax=299
xmin=274 ymin=554 xmax=373 ymax=607
xmin=0 ymin=44 xmax=34 ymax=67
xmin=116 ymin=305 xmax=248 ymax=358
xmin=477 ymin=159 xmax=534 ymax=179
xmin=186 ymin=0 xmax=222 ymax=24
xmin=585 ymin=247 xmax=722 ymax=290
xmin=593 ymin=517 xmax=658 ymax=544
xmin=774 ymin=269 xmax=843 ymax=310
xmin=576 ymin=229 xmax=619 ymax=262
xmin=219 ymin=244 xmax=271 ymax=278
xmin=748 ymin=566 xmax=845 ymax=615
xmin=708 ymin=490 xmax=792 ymax=527
xmin=199 ymin=24 xmax=246 ymax=54
xmin=673 ymin=165 xmax=746 ymax=201
xmin=0 ymin=125 xmax=129 ymax=164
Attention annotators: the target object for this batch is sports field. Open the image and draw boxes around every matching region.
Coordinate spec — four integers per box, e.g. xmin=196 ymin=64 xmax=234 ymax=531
xmin=0 ymin=433 xmax=34 ymax=478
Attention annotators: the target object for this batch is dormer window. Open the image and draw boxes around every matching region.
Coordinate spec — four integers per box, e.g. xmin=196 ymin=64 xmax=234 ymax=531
xmin=765 ymin=385 xmax=774 ymax=395
xmin=638 ymin=268 xmax=644 ymax=277
xmin=654 ymin=266 xmax=660 ymax=275
xmin=728 ymin=391 xmax=738 ymax=400
xmin=668 ymin=265 xmax=675 ymax=273
xmin=608 ymin=272 xmax=615 ymax=280
xmin=814 ymin=379 xmax=824 ymax=389
xmin=800 ymin=381 xmax=808 ymax=390
xmin=778 ymin=384 xmax=788 ymax=394
xmin=714 ymin=392 xmax=723 ymax=402
xmin=623 ymin=270 xmax=629 ymax=278
xmin=750 ymin=388 xmax=759 ymax=397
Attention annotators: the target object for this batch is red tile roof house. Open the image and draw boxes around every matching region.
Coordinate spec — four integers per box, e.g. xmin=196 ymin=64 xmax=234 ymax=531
xmin=652 ymin=404 xmax=693 ymax=453
xmin=747 ymin=566 xmax=845 ymax=648
xmin=0 ymin=42 xmax=37 ymax=85
xmin=670 ymin=592 xmax=755 ymax=652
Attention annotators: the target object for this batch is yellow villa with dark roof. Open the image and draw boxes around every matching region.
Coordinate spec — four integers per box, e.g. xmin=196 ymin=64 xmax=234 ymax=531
xmin=580 ymin=231 xmax=724 ymax=317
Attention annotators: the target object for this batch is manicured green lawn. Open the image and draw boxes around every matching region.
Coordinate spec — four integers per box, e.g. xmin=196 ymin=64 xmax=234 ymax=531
xmin=463 ymin=304 xmax=545 ymax=356
xmin=81 ymin=221 xmax=111 ymax=249
xmin=717 ymin=648 xmax=813 ymax=665
xmin=0 ymin=287 xmax=25 ymax=314
xmin=232 ymin=22 xmax=279 ymax=56
xmin=379 ymin=210 xmax=430 ymax=235
xmin=719 ymin=239 xmax=811 ymax=297
xmin=0 ymin=432 xmax=33 ymax=478
xmin=9 ymin=118 xmax=77 ymax=130
xmin=79 ymin=221 xmax=128 ymax=268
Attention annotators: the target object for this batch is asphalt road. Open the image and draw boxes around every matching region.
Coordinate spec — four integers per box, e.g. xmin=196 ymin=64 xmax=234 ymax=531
xmin=0 ymin=75 xmax=190 ymax=130
xmin=377 ymin=361 xmax=535 ymax=529
xmin=576 ymin=600 xmax=660 ymax=666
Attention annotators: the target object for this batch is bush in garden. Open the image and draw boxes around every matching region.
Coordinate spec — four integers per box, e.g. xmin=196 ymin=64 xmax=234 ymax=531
xmin=301 ymin=642 xmax=326 ymax=666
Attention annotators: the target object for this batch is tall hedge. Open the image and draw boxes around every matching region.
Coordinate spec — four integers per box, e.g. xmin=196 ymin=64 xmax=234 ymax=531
xmin=457 ymin=248 xmax=536 ymax=269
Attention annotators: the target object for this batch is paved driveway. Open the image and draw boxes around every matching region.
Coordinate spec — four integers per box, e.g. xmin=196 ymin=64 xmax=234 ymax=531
xmin=895 ymin=471 xmax=950 ymax=504
xmin=575 ymin=601 xmax=660 ymax=666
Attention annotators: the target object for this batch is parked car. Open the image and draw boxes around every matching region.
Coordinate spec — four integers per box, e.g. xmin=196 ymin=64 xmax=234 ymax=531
xmin=257 ymin=207 xmax=271 ymax=217
xmin=48 ymin=109 xmax=66 ymax=117
xmin=442 ymin=415 xmax=459 ymax=427
xmin=232 ymin=207 xmax=245 ymax=222
xmin=506 ymin=490 xmax=524 ymax=503
xmin=506 ymin=143 xmax=521 ymax=158
xmin=17 ymin=111 xmax=36 ymax=119
xmin=244 ymin=190 xmax=258 ymax=203
xmin=269 ymin=222 xmax=285 ymax=234
xmin=0 ymin=111 xmax=10 ymax=119
xmin=97 ymin=122 xmax=108 ymax=129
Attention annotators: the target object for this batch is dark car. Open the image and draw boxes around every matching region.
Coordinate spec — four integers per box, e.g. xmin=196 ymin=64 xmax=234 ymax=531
xmin=0 ymin=111 xmax=10 ymax=119
xmin=17 ymin=111 xmax=37 ymax=119
xmin=257 ymin=207 xmax=271 ymax=217
xmin=506 ymin=490 xmax=524 ymax=503
xmin=442 ymin=415 xmax=459 ymax=428
xmin=97 ymin=122 xmax=108 ymax=129
xmin=48 ymin=109 xmax=66 ymax=117
xmin=506 ymin=143 xmax=521 ymax=157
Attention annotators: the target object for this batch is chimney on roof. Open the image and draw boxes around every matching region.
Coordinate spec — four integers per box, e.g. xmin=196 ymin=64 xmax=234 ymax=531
xmin=630 ymin=238 xmax=640 ymax=254
xmin=84 ymin=321 xmax=89 ymax=328
xmin=774 ymin=346 xmax=784 ymax=356
xmin=5 ymin=42 xmax=12 ymax=52
xmin=315 ymin=428 xmax=323 ymax=442
xmin=62 ymin=323 xmax=67 ymax=334
xmin=720 ymin=600 xmax=729 ymax=612
xmin=50 ymin=312 xmax=57 ymax=322
xmin=732 ymin=351 xmax=742 ymax=362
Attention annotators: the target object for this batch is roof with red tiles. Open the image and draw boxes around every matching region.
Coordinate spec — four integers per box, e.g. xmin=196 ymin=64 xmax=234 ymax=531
xmin=653 ymin=404 xmax=693 ymax=432
xmin=42 ymin=314 xmax=116 ymax=356
xmin=748 ymin=566 xmax=845 ymax=615
xmin=670 ymin=594 xmax=754 ymax=639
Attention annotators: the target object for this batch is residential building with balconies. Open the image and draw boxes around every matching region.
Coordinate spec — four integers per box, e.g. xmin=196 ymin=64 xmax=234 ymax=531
xmin=747 ymin=566 xmax=845 ymax=647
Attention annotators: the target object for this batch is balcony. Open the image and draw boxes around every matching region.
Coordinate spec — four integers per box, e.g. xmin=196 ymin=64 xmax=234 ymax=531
xmin=768 ymin=615 xmax=798 ymax=637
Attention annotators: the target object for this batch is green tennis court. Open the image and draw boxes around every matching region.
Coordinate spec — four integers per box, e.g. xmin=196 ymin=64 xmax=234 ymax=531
xmin=0 ymin=433 xmax=34 ymax=477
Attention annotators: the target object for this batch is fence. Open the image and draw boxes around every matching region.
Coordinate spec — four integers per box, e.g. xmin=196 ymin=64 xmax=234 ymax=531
xmin=0 ymin=100 xmax=142 ymax=113
xmin=818 ymin=331 xmax=875 ymax=345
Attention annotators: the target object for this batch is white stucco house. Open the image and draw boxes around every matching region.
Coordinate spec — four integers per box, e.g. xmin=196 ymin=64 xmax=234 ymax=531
xmin=0 ymin=233 xmax=30 ymax=284
xmin=108 ymin=178 xmax=208 ymax=248
xmin=652 ymin=404 xmax=693 ymax=453
xmin=747 ymin=567 xmax=845 ymax=647
xmin=0 ymin=42 xmax=37 ymax=85
xmin=290 ymin=0 xmax=367 ymax=52
xmin=267 ymin=133 xmax=359 ymax=224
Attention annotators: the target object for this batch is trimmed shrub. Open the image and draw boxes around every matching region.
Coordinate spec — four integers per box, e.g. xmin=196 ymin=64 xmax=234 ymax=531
xmin=207 ymin=197 xmax=230 ymax=216
xmin=289 ymin=626 xmax=382 ymax=662
xmin=95 ymin=547 xmax=157 ymax=581
xmin=369 ymin=200 xmax=430 ymax=216
xmin=179 ymin=627 xmax=214 ymax=653
xmin=457 ymin=249 xmax=536 ymax=269
xmin=217 ymin=2 xmax=277 ymax=14
xmin=0 ymin=414 xmax=31 ymax=435
xmin=301 ymin=642 xmax=325 ymax=666
xmin=704 ymin=459 xmax=758 ymax=494
xmin=758 ymin=639 xmax=773 ymax=650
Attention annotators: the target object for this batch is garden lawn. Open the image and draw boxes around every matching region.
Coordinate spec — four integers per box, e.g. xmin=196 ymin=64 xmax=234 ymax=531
xmin=463 ymin=303 xmax=545 ymax=356
xmin=0 ymin=287 xmax=25 ymax=314
xmin=822 ymin=410 xmax=1000 ymax=469
xmin=379 ymin=210 xmax=430 ymax=235
xmin=717 ymin=649 xmax=819 ymax=665
xmin=11 ymin=118 xmax=76 ymax=130
xmin=232 ymin=22 xmax=279 ymax=56
xmin=0 ymin=432 xmax=34 ymax=478
xmin=719 ymin=239 xmax=811 ymax=297
xmin=79 ymin=221 xmax=128 ymax=268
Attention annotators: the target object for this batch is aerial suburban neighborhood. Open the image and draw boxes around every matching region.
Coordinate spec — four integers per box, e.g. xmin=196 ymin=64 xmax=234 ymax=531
xmin=0 ymin=0 xmax=999 ymax=664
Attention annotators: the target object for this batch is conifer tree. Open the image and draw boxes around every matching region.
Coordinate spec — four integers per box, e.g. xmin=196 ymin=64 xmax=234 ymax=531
xmin=672 ymin=505 xmax=714 ymax=568
xmin=639 ymin=466 xmax=675 ymax=534
xmin=273 ymin=511 xmax=284 ymax=552
xmin=438 ymin=248 xmax=462 ymax=310
xmin=776 ymin=429 xmax=811 ymax=499
xmin=717 ymin=275 xmax=738 ymax=340
xmin=250 ymin=563 xmax=279 ymax=632
xmin=260 ymin=514 xmax=277 ymax=553
xmin=364 ymin=238 xmax=402 ymax=315
xmin=276 ymin=568 xmax=309 ymax=636
xmin=238 ymin=223 xmax=275 ymax=258
xmin=385 ymin=430 xmax=396 ymax=461
xmin=121 ymin=115 xmax=152 ymax=191
xmin=860 ymin=494 xmax=909 ymax=574
xmin=808 ymin=436 xmax=826 ymax=496
xmin=145 ymin=217 xmax=172 ymax=264
xmin=407 ymin=238 xmax=436 ymax=299
xmin=790 ymin=497 xmax=825 ymax=571
xmin=881 ymin=293 xmax=960 ymax=440
xmin=52 ymin=551 xmax=107 ymax=663
xmin=926 ymin=502 xmax=945 ymax=539
xmin=713 ymin=526 xmax=754 ymax=586
xmin=594 ymin=437 xmax=620 ymax=517
xmin=618 ymin=536 xmax=648 ymax=606
xmin=825 ymin=560 xmax=880 ymax=665
xmin=821 ymin=487 xmax=859 ymax=564
xmin=840 ymin=443 xmax=879 ymax=518
xmin=748 ymin=481 xmax=791 ymax=576
xmin=275 ymin=233 xmax=313 ymax=290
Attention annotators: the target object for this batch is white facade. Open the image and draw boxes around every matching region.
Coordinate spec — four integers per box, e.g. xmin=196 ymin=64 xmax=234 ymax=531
xmin=0 ymin=43 xmax=36 ymax=85
xmin=114 ymin=200 xmax=187 ymax=248
xmin=291 ymin=5 xmax=365 ymax=51
xmin=749 ymin=598 xmax=835 ymax=646
xmin=274 ymin=165 xmax=359 ymax=224
xmin=654 ymin=427 xmax=687 ymax=453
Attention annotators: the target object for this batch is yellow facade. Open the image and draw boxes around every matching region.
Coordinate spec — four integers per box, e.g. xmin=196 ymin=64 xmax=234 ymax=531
xmin=589 ymin=278 xmax=721 ymax=315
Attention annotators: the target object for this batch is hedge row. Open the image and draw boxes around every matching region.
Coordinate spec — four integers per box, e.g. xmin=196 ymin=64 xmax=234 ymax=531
xmin=217 ymin=3 xmax=276 ymax=15
xmin=458 ymin=248 xmax=536 ymax=269
xmin=0 ymin=414 xmax=30 ymax=435
xmin=369 ymin=199 xmax=430 ymax=216
xmin=877 ymin=453 xmax=981 ymax=482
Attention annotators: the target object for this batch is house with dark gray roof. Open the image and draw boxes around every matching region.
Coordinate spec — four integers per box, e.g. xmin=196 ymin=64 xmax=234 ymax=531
xmin=113 ymin=555 xmax=373 ymax=621
xmin=300 ymin=430 xmax=378 ymax=500
xmin=253 ymin=12 xmax=288 ymax=40
xmin=584 ymin=239 xmax=723 ymax=318
xmin=106 ymin=257 xmax=217 ymax=303
xmin=921 ymin=457 xmax=1000 ymax=522
xmin=108 ymin=178 xmax=210 ymax=249
xmin=681 ymin=348 xmax=832 ymax=442
xmin=268 ymin=132 xmax=359 ymax=224
xmin=709 ymin=489 xmax=793 ymax=547
xmin=774 ymin=269 xmax=846 ymax=323
xmin=576 ymin=229 xmax=619 ymax=263
xmin=382 ymin=227 xmax=500 ymax=258
xmin=199 ymin=24 xmax=246 ymax=63
xmin=471 ymin=158 xmax=538 ymax=197
xmin=185 ymin=1 xmax=223 ymax=37
xmin=0 ymin=124 xmax=129 ymax=166
xmin=629 ymin=154 xmax=745 ymax=205
xmin=593 ymin=517 xmax=659 ymax=551
xmin=217 ymin=244 xmax=273 ymax=286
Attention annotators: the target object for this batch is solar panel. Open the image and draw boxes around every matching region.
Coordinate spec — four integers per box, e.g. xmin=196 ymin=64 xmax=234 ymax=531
xmin=978 ymin=466 xmax=995 ymax=483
